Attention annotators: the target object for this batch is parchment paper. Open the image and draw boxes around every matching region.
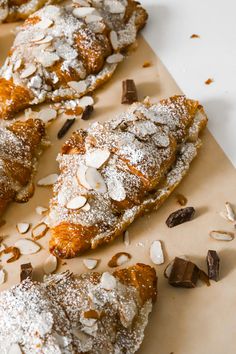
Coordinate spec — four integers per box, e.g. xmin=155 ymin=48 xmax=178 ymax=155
xmin=0 ymin=23 xmax=236 ymax=354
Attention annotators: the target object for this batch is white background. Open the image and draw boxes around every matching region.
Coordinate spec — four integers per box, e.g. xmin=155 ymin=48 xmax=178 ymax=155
xmin=141 ymin=0 xmax=236 ymax=167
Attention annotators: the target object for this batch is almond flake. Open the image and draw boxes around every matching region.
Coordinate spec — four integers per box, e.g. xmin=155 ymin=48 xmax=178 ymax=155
xmin=43 ymin=254 xmax=58 ymax=274
xmin=149 ymin=240 xmax=164 ymax=265
xmin=16 ymin=222 xmax=30 ymax=234
xmin=77 ymin=165 xmax=91 ymax=190
xmin=37 ymin=173 xmax=58 ymax=186
xmin=31 ymin=32 xmax=45 ymax=42
xmin=14 ymin=59 xmax=22 ymax=72
xmin=66 ymin=196 xmax=87 ymax=210
xmin=85 ymin=167 xmax=107 ymax=193
xmin=106 ymin=53 xmax=124 ymax=64
xmin=100 ymin=272 xmax=116 ymax=290
xmin=38 ymin=107 xmax=57 ymax=122
xmin=123 ymin=230 xmax=130 ymax=246
xmin=225 ymin=202 xmax=236 ymax=222
xmin=57 ymin=191 xmax=67 ymax=206
xmin=85 ymin=149 xmax=110 ymax=168
xmin=81 ymin=202 xmax=91 ymax=211
xmin=37 ymin=36 xmax=53 ymax=44
xmin=20 ymin=64 xmax=37 ymax=79
xmin=79 ymin=96 xmax=94 ymax=108
xmin=210 ymin=230 xmax=234 ymax=241
xmin=83 ymin=258 xmax=98 ymax=269
xmin=32 ymin=222 xmax=49 ymax=240
xmin=110 ymin=30 xmax=118 ymax=50
xmin=85 ymin=14 xmax=102 ymax=23
xmin=0 ymin=269 xmax=6 ymax=284
xmin=2 ymin=247 xmax=20 ymax=263
xmin=36 ymin=51 xmax=60 ymax=67
xmin=73 ymin=7 xmax=95 ymax=17
xmin=8 ymin=343 xmax=22 ymax=354
xmin=73 ymin=0 xmax=90 ymax=5
xmin=36 ymin=206 xmax=48 ymax=215
xmin=68 ymin=80 xmax=87 ymax=93
xmin=37 ymin=18 xmax=54 ymax=29
xmin=107 ymin=178 xmax=126 ymax=201
xmin=15 ymin=239 xmax=40 ymax=255
xmin=108 ymin=252 xmax=131 ymax=267
xmin=107 ymin=0 xmax=125 ymax=13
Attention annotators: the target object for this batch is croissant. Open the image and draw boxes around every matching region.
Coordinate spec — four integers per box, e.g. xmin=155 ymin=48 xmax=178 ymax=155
xmin=0 ymin=118 xmax=46 ymax=215
xmin=48 ymin=95 xmax=208 ymax=258
xmin=0 ymin=0 xmax=147 ymax=119
xmin=0 ymin=263 xmax=157 ymax=353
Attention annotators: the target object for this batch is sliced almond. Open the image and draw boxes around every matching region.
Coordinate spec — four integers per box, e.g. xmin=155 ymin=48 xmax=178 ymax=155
xmin=81 ymin=202 xmax=91 ymax=211
xmin=8 ymin=343 xmax=22 ymax=354
xmin=31 ymin=32 xmax=45 ymax=42
xmin=37 ymin=173 xmax=58 ymax=186
xmin=66 ymin=196 xmax=87 ymax=210
xmin=36 ymin=51 xmax=60 ymax=68
xmin=15 ymin=239 xmax=40 ymax=255
xmin=38 ymin=18 xmax=54 ymax=29
xmin=73 ymin=7 xmax=95 ymax=17
xmin=57 ymin=191 xmax=67 ymax=206
xmin=123 ymin=230 xmax=130 ymax=246
xmin=14 ymin=58 xmax=22 ymax=72
xmin=2 ymin=247 xmax=20 ymax=263
xmin=43 ymin=254 xmax=58 ymax=274
xmin=0 ymin=269 xmax=6 ymax=284
xmin=108 ymin=252 xmax=131 ymax=268
xmin=225 ymin=202 xmax=236 ymax=222
xmin=85 ymin=149 xmax=110 ymax=169
xmin=73 ymin=0 xmax=90 ymax=5
xmin=209 ymin=230 xmax=234 ymax=241
xmin=20 ymin=64 xmax=37 ymax=79
xmin=149 ymin=240 xmax=164 ymax=265
xmin=108 ymin=1 xmax=125 ymax=13
xmin=36 ymin=206 xmax=48 ymax=215
xmin=100 ymin=272 xmax=116 ymax=290
xmin=85 ymin=14 xmax=103 ymax=23
xmin=106 ymin=53 xmax=124 ymax=64
xmin=16 ymin=222 xmax=30 ymax=234
xmin=68 ymin=80 xmax=87 ymax=93
xmin=38 ymin=107 xmax=57 ymax=123
xmin=83 ymin=258 xmax=98 ymax=270
xmin=110 ymin=30 xmax=118 ymax=50
xmin=37 ymin=35 xmax=53 ymax=44
xmin=76 ymin=165 xmax=92 ymax=190
xmin=85 ymin=167 xmax=107 ymax=193
xmin=79 ymin=96 xmax=94 ymax=108
xmin=32 ymin=222 xmax=49 ymax=240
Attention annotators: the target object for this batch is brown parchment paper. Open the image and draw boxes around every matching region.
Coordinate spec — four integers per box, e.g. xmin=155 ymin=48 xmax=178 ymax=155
xmin=1 ymin=23 xmax=236 ymax=354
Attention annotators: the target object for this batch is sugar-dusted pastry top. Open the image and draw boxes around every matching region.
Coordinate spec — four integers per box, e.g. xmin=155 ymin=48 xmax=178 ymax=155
xmin=48 ymin=95 xmax=208 ymax=258
xmin=0 ymin=264 xmax=157 ymax=353
xmin=0 ymin=118 xmax=46 ymax=215
xmin=0 ymin=0 xmax=147 ymax=119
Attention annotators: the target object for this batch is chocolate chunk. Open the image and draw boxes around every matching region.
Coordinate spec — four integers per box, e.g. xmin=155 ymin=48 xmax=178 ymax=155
xmin=20 ymin=263 xmax=33 ymax=282
xmin=121 ymin=79 xmax=138 ymax=104
xmin=57 ymin=118 xmax=76 ymax=139
xmin=166 ymin=207 xmax=195 ymax=228
xmin=81 ymin=105 xmax=94 ymax=120
xmin=168 ymin=257 xmax=199 ymax=288
xmin=207 ymin=250 xmax=220 ymax=281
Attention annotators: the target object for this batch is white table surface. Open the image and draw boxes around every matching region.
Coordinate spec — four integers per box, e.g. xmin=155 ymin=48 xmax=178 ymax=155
xmin=141 ymin=0 xmax=236 ymax=168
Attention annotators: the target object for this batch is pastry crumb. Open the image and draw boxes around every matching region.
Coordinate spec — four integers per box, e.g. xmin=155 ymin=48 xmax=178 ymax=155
xmin=142 ymin=61 xmax=151 ymax=68
xmin=205 ymin=78 xmax=214 ymax=85
xmin=190 ymin=34 xmax=200 ymax=39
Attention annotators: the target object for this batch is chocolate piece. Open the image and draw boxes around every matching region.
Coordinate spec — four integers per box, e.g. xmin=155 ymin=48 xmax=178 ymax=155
xmin=207 ymin=250 xmax=220 ymax=281
xmin=81 ymin=105 xmax=94 ymax=120
xmin=168 ymin=257 xmax=199 ymax=288
xmin=121 ymin=79 xmax=138 ymax=104
xmin=20 ymin=263 xmax=33 ymax=282
xmin=57 ymin=118 xmax=76 ymax=139
xmin=198 ymin=269 xmax=210 ymax=286
xmin=166 ymin=207 xmax=195 ymax=228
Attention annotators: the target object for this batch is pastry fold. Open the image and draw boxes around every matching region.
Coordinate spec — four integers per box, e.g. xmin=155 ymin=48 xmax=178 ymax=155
xmin=0 ymin=263 xmax=157 ymax=354
xmin=0 ymin=0 xmax=147 ymax=119
xmin=48 ymin=95 xmax=208 ymax=258
xmin=0 ymin=118 xmax=46 ymax=215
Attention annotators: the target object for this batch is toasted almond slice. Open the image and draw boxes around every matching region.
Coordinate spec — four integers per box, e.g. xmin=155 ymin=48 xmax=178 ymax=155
xmin=66 ymin=196 xmax=87 ymax=210
xmin=85 ymin=149 xmax=110 ymax=168
xmin=85 ymin=14 xmax=103 ymax=23
xmin=73 ymin=0 xmax=90 ymax=5
xmin=36 ymin=206 xmax=48 ymax=215
xmin=84 ymin=309 xmax=101 ymax=319
xmin=209 ymin=230 xmax=234 ymax=241
xmin=37 ymin=173 xmax=58 ymax=186
xmin=0 ymin=269 xmax=6 ymax=284
xmin=3 ymin=247 xmax=20 ymax=263
xmin=76 ymin=165 xmax=91 ymax=190
xmin=37 ymin=35 xmax=53 ymax=44
xmin=79 ymin=96 xmax=94 ymax=108
xmin=85 ymin=167 xmax=107 ymax=193
xmin=38 ymin=107 xmax=57 ymax=122
xmin=16 ymin=222 xmax=30 ymax=234
xmin=43 ymin=254 xmax=58 ymax=274
xmin=32 ymin=222 xmax=49 ymax=240
xmin=73 ymin=6 xmax=95 ymax=17
xmin=149 ymin=240 xmax=164 ymax=265
xmin=110 ymin=30 xmax=118 ymax=50
xmin=106 ymin=53 xmax=124 ymax=64
xmin=108 ymin=252 xmax=131 ymax=267
xmin=15 ymin=239 xmax=40 ymax=255
xmin=225 ymin=202 xmax=236 ymax=222
xmin=38 ymin=18 xmax=54 ymax=29
xmin=31 ymin=32 xmax=45 ymax=42
xmin=83 ymin=258 xmax=98 ymax=269
xmin=100 ymin=272 xmax=116 ymax=290
xmin=20 ymin=64 xmax=37 ymax=79
xmin=8 ymin=343 xmax=22 ymax=354
xmin=68 ymin=80 xmax=87 ymax=93
xmin=81 ymin=202 xmax=91 ymax=211
xmin=123 ymin=230 xmax=130 ymax=246
xmin=14 ymin=58 xmax=22 ymax=72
